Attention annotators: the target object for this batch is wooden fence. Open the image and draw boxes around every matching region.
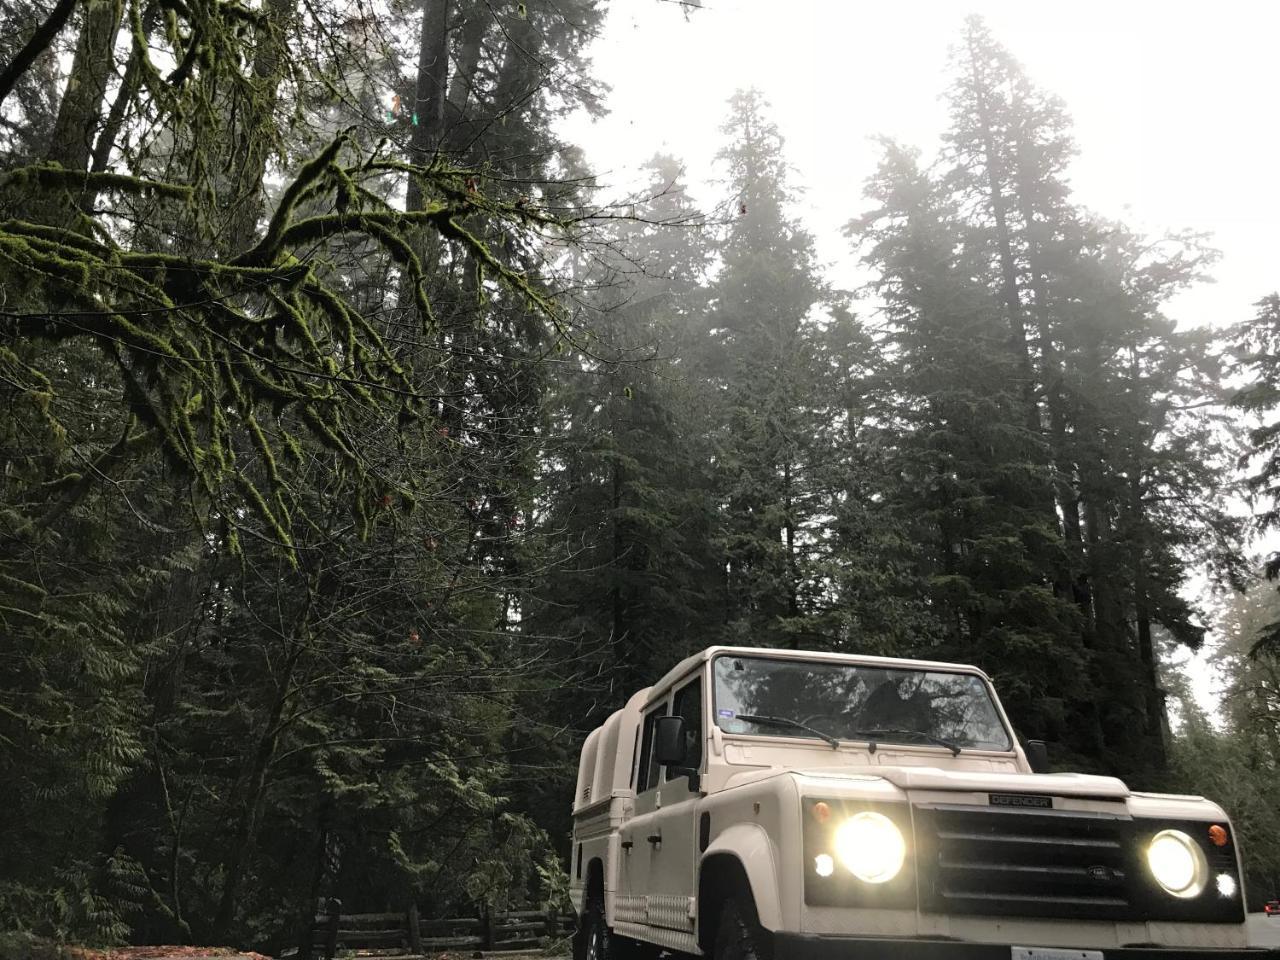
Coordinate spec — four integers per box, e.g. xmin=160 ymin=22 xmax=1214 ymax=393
xmin=301 ymin=899 xmax=575 ymax=958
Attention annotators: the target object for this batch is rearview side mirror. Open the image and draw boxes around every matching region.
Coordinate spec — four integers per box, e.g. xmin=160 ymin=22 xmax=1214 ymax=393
xmin=1025 ymin=739 xmax=1050 ymax=774
xmin=654 ymin=715 xmax=688 ymax=767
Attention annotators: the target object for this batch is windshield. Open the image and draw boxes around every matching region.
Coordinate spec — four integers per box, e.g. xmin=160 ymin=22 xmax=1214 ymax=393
xmin=713 ymin=655 xmax=1012 ymax=751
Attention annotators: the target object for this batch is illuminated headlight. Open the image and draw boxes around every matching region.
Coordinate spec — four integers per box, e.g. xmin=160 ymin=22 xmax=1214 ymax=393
xmin=1216 ymin=873 xmax=1238 ymax=898
xmin=834 ymin=811 xmax=906 ymax=884
xmin=1147 ymin=829 xmax=1208 ymax=898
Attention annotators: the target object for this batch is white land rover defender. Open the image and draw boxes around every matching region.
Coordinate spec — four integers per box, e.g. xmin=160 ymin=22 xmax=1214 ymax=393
xmin=568 ymin=646 xmax=1273 ymax=960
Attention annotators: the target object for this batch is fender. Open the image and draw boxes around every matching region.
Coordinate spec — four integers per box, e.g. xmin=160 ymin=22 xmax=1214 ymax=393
xmin=700 ymin=821 xmax=782 ymax=932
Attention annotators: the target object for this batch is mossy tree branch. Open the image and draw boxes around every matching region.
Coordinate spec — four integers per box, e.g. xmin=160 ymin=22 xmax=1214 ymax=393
xmin=0 ymin=133 xmax=570 ymax=555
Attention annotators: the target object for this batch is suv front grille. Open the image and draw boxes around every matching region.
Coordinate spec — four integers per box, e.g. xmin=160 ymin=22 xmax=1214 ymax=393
xmin=916 ymin=804 xmax=1135 ymax=920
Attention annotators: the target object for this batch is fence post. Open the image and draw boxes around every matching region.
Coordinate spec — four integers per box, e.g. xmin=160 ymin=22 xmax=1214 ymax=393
xmin=406 ymin=903 xmax=422 ymax=955
xmin=323 ymin=897 xmax=342 ymax=960
xmin=481 ymin=907 xmax=495 ymax=950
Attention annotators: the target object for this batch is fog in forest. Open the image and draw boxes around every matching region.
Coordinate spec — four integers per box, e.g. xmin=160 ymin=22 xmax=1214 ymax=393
xmin=1 ymin=0 xmax=1278 ymax=952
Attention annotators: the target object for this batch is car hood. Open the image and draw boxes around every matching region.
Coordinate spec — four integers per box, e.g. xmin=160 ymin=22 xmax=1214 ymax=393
xmin=795 ymin=764 xmax=1130 ymax=798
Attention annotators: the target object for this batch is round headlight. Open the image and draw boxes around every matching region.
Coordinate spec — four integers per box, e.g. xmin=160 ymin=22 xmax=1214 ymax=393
xmin=833 ymin=811 xmax=906 ymax=884
xmin=1147 ymin=829 xmax=1207 ymax=898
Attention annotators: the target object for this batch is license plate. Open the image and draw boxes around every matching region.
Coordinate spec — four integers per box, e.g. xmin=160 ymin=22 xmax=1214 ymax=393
xmin=1011 ymin=949 xmax=1104 ymax=960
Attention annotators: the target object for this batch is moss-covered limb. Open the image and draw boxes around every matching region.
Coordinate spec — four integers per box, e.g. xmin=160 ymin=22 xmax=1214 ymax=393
xmin=266 ymin=205 xmax=453 ymax=251
xmin=146 ymin=373 xmax=202 ymax=472
xmin=117 ymin=250 xmax=305 ymax=288
xmin=1 ymin=219 xmax=115 ymax=257
xmin=360 ymin=221 xmax=441 ymax=336
xmin=232 ymin=470 xmax=294 ymax=556
xmin=231 ymin=353 xmax=317 ymax=404
xmin=1 ymin=273 xmax=200 ymax=365
xmin=359 ymin=160 xmax=567 ymax=228
xmin=217 ymin=0 xmax=267 ymax=27
xmin=298 ymin=402 xmax=356 ymax=461
xmin=304 ymin=281 xmax=410 ymax=387
xmin=234 ymin=132 xmax=353 ymax=268
xmin=0 ymin=163 xmax=193 ymax=201
xmin=0 ymin=346 xmax=65 ymax=445
xmin=430 ymin=213 xmax=565 ymax=332
xmin=129 ymin=0 xmax=180 ymax=116
xmin=165 ymin=24 xmax=203 ymax=86
xmin=244 ymin=410 xmax=283 ymax=492
xmin=265 ymin=290 xmax=323 ymax=358
xmin=0 ymin=346 xmax=54 ymax=394
xmin=3 ymin=233 xmax=191 ymax=327
xmin=301 ymin=284 xmax=358 ymax=370
xmin=0 ymin=232 xmax=93 ymax=287
xmin=270 ymin=204 xmax=560 ymax=350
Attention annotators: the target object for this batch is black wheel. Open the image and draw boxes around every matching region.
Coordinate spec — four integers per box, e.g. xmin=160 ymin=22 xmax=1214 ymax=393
xmin=713 ymin=896 xmax=773 ymax=960
xmin=574 ymin=898 xmax=604 ymax=960
xmin=574 ymin=897 xmax=654 ymax=960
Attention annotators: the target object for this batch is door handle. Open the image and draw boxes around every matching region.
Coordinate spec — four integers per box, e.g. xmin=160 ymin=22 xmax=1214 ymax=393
xmin=620 ymin=840 xmax=633 ymax=850
xmin=646 ymin=833 xmax=662 ymax=845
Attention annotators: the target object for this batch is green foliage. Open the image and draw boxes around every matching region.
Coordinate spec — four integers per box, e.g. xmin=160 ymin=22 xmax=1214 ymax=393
xmin=1168 ymin=583 xmax=1280 ymax=905
xmin=0 ymin=0 xmax=601 ymax=947
xmin=846 ymin=20 xmax=1244 ymax=778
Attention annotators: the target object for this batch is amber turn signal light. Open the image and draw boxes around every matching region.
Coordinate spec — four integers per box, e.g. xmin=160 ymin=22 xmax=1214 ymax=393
xmin=812 ymin=801 xmax=832 ymax=824
xmin=1208 ymin=824 xmax=1229 ymax=847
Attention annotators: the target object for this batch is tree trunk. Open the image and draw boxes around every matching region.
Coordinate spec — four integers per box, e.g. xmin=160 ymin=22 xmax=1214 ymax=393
xmin=404 ymin=0 xmax=450 ymax=214
xmin=212 ymin=643 xmax=303 ymax=936
xmin=783 ymin=458 xmax=798 ymax=624
xmin=610 ymin=439 xmax=626 ymax=658
xmin=1011 ymin=129 xmax=1087 ymax=608
xmin=46 ymin=0 xmax=124 ymax=174
xmin=445 ymin=7 xmax=488 ymax=129
xmin=225 ymin=0 xmax=296 ymax=249
xmin=964 ymin=36 xmax=1039 ymax=436
xmin=1129 ymin=475 xmax=1168 ymax=769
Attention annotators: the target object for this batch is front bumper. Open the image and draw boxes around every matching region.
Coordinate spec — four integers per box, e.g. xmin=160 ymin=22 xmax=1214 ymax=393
xmin=774 ymin=932 xmax=1279 ymax=959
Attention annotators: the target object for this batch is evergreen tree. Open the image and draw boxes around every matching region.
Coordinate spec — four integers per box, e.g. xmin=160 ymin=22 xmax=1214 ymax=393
xmin=1231 ymin=292 xmax=1280 ymax=652
xmin=699 ymin=90 xmax=842 ymax=647
xmin=888 ymin=16 xmax=1248 ymax=773
xmin=852 ymin=142 xmax=1085 ymax=745
xmin=531 ymin=155 xmax=719 ymax=687
xmin=1169 ymin=581 xmax=1280 ymax=904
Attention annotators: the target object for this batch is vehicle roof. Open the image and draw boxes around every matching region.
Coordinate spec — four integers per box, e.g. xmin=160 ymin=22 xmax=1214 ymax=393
xmin=648 ymin=645 xmax=991 ymax=705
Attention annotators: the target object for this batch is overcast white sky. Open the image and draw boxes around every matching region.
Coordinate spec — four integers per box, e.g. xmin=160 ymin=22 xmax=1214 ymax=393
xmin=559 ymin=0 xmax=1280 ymax=715
xmin=561 ymin=0 xmax=1279 ymax=324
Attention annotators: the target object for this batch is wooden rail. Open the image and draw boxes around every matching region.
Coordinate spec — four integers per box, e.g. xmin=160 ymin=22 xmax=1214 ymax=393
xmin=301 ymin=899 xmax=575 ymax=959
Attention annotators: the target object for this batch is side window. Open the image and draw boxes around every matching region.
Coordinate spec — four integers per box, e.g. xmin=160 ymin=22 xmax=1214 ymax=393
xmin=634 ymin=703 xmax=667 ymax=793
xmin=627 ymin=727 xmax=641 ymax=790
xmin=666 ymin=678 xmax=703 ymax=780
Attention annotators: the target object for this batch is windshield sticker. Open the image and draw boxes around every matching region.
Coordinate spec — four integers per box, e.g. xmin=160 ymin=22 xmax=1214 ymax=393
xmin=718 ymin=709 xmax=736 ymax=718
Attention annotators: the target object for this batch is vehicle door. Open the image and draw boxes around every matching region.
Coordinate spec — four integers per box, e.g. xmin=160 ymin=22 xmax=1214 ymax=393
xmin=644 ymin=673 xmax=704 ymax=937
xmin=617 ymin=697 xmax=667 ymax=929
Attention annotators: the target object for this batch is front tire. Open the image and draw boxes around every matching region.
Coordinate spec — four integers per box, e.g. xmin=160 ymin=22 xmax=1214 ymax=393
xmin=713 ymin=896 xmax=773 ymax=960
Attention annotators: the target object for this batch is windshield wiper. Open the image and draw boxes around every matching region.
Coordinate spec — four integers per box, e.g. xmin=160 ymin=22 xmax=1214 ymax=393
xmin=852 ymin=727 xmax=962 ymax=756
xmin=734 ymin=714 xmax=842 ymax=749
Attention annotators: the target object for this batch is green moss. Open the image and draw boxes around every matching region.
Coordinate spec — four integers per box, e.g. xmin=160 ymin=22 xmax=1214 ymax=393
xmin=0 ymin=165 xmax=193 ymax=201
